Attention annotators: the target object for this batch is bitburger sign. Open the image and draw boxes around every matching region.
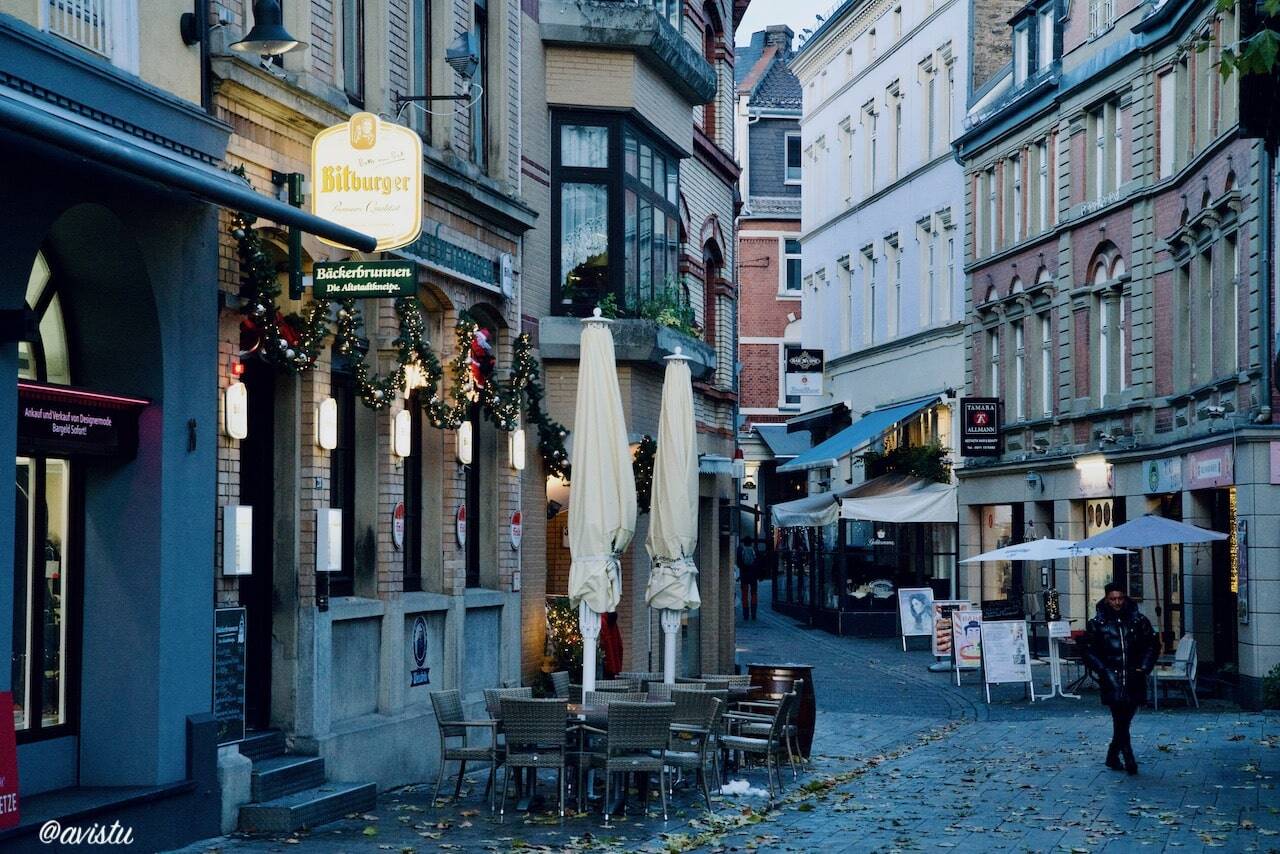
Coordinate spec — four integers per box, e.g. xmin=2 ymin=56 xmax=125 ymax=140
xmin=311 ymin=112 xmax=423 ymax=252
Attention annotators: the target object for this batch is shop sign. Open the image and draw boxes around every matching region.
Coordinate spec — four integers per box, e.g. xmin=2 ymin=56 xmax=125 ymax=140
xmin=313 ymin=260 xmax=417 ymax=298
xmin=1144 ymin=457 xmax=1183 ymax=494
xmin=392 ymin=502 xmax=406 ymax=551
xmin=959 ymin=398 xmax=1001 ymax=457
xmin=311 ymin=112 xmax=423 ymax=252
xmin=213 ymin=607 xmax=247 ymax=746
xmin=409 ymin=616 xmax=431 ymax=687
xmin=0 ymin=693 xmax=17 ymax=829
xmin=17 ymin=382 xmax=147 ymax=459
xmin=1186 ymin=445 xmax=1234 ymax=490
xmin=1270 ymin=442 xmax=1280 ymax=485
xmin=510 ymin=510 xmax=523 ymax=551
xmin=784 ymin=348 xmax=824 ymax=397
xmin=455 ymin=504 xmax=467 ymax=548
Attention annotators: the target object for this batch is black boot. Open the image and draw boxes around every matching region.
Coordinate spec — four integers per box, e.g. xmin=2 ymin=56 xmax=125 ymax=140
xmin=1122 ymin=746 xmax=1138 ymax=775
xmin=1105 ymin=742 xmax=1123 ymax=771
xmin=750 ymin=602 xmax=758 ymax=621
xmin=743 ymin=606 xmax=750 ymax=621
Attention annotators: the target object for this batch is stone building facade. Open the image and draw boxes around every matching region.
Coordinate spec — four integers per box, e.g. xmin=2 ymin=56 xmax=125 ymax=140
xmin=785 ymin=0 xmax=981 ymax=495
xmin=209 ymin=0 xmax=535 ymax=829
xmin=955 ymin=0 xmax=1280 ymax=704
xmin=519 ymin=0 xmax=745 ymax=683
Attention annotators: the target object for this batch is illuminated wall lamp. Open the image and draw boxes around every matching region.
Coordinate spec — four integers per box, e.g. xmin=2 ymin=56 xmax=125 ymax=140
xmin=224 ymin=376 xmax=248 ymax=440
xmin=316 ymin=397 xmax=338 ymax=450
xmin=456 ymin=420 xmax=473 ymax=465
xmin=509 ymin=426 xmax=526 ymax=471
xmin=393 ymin=409 xmax=412 ymax=458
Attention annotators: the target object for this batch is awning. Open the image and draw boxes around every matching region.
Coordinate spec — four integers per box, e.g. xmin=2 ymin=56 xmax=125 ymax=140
xmin=838 ymin=474 xmax=956 ymax=524
xmin=777 ymin=395 xmax=939 ymax=473
xmin=0 ymin=87 xmax=377 ymax=251
xmin=754 ymin=423 xmax=812 ymax=460
xmin=783 ymin=401 xmax=849 ymax=434
xmin=770 ymin=484 xmax=855 ymax=528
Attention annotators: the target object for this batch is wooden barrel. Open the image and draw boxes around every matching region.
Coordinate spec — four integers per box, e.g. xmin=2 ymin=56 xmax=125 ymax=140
xmin=746 ymin=662 xmax=816 ymax=758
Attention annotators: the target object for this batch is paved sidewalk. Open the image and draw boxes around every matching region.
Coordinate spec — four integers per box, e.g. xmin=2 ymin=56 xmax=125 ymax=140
xmin=171 ymin=586 xmax=1280 ymax=853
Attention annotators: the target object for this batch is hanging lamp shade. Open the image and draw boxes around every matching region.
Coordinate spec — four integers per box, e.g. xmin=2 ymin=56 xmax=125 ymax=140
xmin=230 ymin=0 xmax=307 ymax=56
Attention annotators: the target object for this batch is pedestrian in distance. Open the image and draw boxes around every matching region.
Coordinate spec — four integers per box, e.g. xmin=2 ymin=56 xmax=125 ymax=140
xmin=737 ymin=536 xmax=760 ymax=621
xmin=1081 ymin=582 xmax=1158 ymax=775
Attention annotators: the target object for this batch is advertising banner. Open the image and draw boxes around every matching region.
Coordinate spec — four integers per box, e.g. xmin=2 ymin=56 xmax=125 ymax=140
xmin=980 ymin=619 xmax=1033 ymax=686
xmin=898 ymin=587 xmax=935 ymax=638
xmin=313 ymin=260 xmax=417 ymax=298
xmin=959 ymin=398 xmax=1001 ymax=456
xmin=931 ymin=600 xmax=970 ymax=658
xmin=952 ymin=609 xmax=982 ymax=670
xmin=784 ymin=348 xmax=824 ymax=396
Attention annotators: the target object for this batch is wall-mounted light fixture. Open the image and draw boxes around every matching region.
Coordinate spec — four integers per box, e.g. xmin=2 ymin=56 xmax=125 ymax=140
xmin=509 ymin=425 xmax=526 ymax=471
xmin=228 ymin=0 xmax=307 ymax=55
xmin=457 ymin=420 xmax=473 ymax=465
xmin=224 ymin=360 xmax=248 ymax=440
xmin=316 ymin=397 xmax=338 ymax=450
xmin=393 ymin=409 xmax=412 ymax=458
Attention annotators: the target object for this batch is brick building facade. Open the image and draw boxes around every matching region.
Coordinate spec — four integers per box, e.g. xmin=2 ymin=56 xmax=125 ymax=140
xmin=955 ymin=0 xmax=1280 ymax=705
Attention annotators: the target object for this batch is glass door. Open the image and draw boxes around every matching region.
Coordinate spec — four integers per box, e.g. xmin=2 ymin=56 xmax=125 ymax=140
xmin=13 ymin=455 xmax=74 ymax=739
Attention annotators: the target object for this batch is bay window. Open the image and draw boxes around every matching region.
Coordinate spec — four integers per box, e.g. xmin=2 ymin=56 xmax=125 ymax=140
xmin=554 ymin=114 xmax=682 ymax=315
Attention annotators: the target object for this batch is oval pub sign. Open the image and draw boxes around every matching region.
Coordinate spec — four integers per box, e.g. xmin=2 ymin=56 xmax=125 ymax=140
xmin=311 ymin=112 xmax=423 ymax=252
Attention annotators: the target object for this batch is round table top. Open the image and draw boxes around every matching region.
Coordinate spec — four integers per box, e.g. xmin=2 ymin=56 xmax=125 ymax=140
xmin=746 ymin=662 xmax=815 ymax=670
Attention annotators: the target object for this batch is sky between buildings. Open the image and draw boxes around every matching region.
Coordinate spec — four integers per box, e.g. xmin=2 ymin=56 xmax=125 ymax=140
xmin=736 ymin=0 xmax=833 ymax=48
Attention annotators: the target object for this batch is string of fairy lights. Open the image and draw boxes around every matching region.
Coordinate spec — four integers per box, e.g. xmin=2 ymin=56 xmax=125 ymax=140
xmin=233 ymin=218 xmax=654 ymax=501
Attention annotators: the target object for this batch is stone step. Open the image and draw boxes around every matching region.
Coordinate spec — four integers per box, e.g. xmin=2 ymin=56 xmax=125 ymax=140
xmin=250 ymin=754 xmax=327 ymax=802
xmin=238 ymin=781 xmax=377 ymax=835
xmin=238 ymin=730 xmax=287 ymax=762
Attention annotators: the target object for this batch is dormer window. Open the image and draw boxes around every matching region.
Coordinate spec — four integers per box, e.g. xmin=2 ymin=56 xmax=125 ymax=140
xmin=1037 ymin=5 xmax=1054 ymax=70
xmin=1014 ymin=24 xmax=1030 ymax=86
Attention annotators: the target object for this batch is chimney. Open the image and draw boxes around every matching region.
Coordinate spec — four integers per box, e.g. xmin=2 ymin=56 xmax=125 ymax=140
xmin=764 ymin=24 xmax=794 ymax=57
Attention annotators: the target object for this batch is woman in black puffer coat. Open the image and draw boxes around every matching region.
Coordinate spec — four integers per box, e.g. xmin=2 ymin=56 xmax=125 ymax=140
xmin=1081 ymin=582 xmax=1158 ymax=774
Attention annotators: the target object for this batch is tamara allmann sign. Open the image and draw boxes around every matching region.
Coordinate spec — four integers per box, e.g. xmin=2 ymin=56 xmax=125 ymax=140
xmin=313 ymin=260 xmax=417 ymax=298
xmin=311 ymin=112 xmax=423 ymax=251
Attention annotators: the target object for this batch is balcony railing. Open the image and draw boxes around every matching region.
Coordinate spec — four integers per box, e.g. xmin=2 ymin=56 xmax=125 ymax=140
xmin=47 ymin=0 xmax=112 ymax=57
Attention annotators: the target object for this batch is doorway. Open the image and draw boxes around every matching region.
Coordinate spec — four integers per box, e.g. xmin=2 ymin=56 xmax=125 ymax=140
xmin=239 ymin=360 xmax=276 ymax=731
xmin=1210 ymin=488 xmax=1238 ymax=669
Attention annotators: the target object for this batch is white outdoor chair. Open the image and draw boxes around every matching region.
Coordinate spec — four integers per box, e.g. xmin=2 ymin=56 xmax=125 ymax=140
xmin=1151 ymin=635 xmax=1198 ymax=709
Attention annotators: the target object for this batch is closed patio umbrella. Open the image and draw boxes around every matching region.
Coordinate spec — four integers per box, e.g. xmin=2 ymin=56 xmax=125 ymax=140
xmin=568 ymin=309 xmax=637 ymax=692
xmin=644 ymin=347 xmax=700 ymax=684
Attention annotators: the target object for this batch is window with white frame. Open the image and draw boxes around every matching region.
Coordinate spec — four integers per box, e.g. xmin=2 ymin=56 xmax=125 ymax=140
xmin=1226 ymin=233 xmax=1240 ymax=372
xmin=840 ymin=119 xmax=854 ymax=202
xmin=1036 ymin=140 xmax=1048 ymax=233
xmin=838 ymin=257 xmax=853 ymax=352
xmin=783 ymin=239 xmax=802 ymax=292
xmin=1196 ymin=248 xmax=1214 ymax=384
xmin=785 ymin=132 xmax=802 ymax=183
xmin=862 ymin=103 xmax=878 ymax=191
xmin=1037 ymin=5 xmax=1054 ymax=70
xmin=1088 ymin=101 xmax=1119 ymax=199
xmin=782 ymin=344 xmax=803 ymax=406
xmin=923 ymin=59 xmax=937 ymax=156
xmin=44 ymin=0 xmax=139 ymax=71
xmin=1011 ymin=153 xmax=1023 ymax=243
xmin=1097 ymin=293 xmax=1110 ymax=401
xmin=888 ymin=83 xmax=902 ymax=181
xmin=943 ymin=231 xmax=955 ymax=322
xmin=892 ymin=5 xmax=902 ymax=40
xmin=944 ymin=55 xmax=955 ymax=139
xmin=1088 ymin=0 xmax=1114 ymax=36
xmin=1118 ymin=295 xmax=1127 ymax=391
xmin=1014 ymin=321 xmax=1026 ymax=420
xmin=1014 ymin=24 xmax=1030 ymax=87
xmin=1039 ymin=313 xmax=1053 ymax=416
xmin=1158 ymin=71 xmax=1176 ymax=178
xmin=862 ymin=246 xmax=878 ymax=345
xmin=920 ymin=218 xmax=936 ymax=325
xmin=886 ymin=235 xmax=901 ymax=338
xmin=988 ymin=328 xmax=1000 ymax=396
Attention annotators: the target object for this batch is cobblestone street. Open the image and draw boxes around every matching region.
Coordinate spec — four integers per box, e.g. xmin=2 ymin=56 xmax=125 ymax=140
xmin=174 ymin=584 xmax=1280 ymax=854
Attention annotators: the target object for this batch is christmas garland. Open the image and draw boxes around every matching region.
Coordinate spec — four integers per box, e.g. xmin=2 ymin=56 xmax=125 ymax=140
xmin=509 ymin=333 xmax=571 ymax=480
xmin=333 ymin=298 xmax=443 ymax=411
xmin=232 ymin=214 xmax=328 ymax=371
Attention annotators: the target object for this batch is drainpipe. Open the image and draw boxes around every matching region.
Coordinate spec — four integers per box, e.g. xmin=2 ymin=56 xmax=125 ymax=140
xmin=1259 ymin=145 xmax=1274 ymax=423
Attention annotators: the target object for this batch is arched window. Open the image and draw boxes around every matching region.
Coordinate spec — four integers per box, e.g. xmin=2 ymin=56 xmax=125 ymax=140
xmin=19 ymin=251 xmax=71 ymax=385
xmin=1011 ymin=276 xmax=1024 ymax=294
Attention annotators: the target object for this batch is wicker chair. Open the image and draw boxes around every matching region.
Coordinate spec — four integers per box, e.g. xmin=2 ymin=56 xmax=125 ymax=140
xmin=498 ymin=698 xmax=569 ymax=821
xmin=584 ymin=690 xmax=646 ymax=706
xmin=701 ymin=673 xmax=751 ymax=688
xmin=720 ymin=689 xmax=798 ymax=799
xmin=569 ymin=684 xmax=584 ymax=704
xmin=735 ymin=679 xmax=804 ymax=774
xmin=549 ymin=671 xmax=572 ymax=699
xmin=429 ymin=689 xmax=500 ymax=810
xmin=618 ymin=671 xmax=664 ymax=691
xmin=593 ymin=678 xmax=640 ymax=692
xmin=649 ymin=681 xmax=705 ymax=701
xmin=484 ymin=686 xmax=533 ymax=720
xmin=662 ymin=695 xmax=724 ymax=811
xmin=585 ymin=701 xmax=675 ymax=822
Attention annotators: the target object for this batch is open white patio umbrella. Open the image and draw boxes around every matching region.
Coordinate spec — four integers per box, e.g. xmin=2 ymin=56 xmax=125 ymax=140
xmin=567 ymin=308 xmax=637 ymax=692
xmin=960 ymin=538 xmax=1130 ymax=563
xmin=1077 ymin=515 xmax=1227 ymax=649
xmin=644 ymin=347 xmax=700 ymax=685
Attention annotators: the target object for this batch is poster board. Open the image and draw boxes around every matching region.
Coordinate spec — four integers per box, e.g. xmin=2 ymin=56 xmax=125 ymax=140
xmin=214 ymin=607 xmax=247 ymax=745
xmin=898 ymin=587 xmax=935 ymax=639
xmin=980 ymin=619 xmax=1036 ymax=702
xmin=0 ymin=692 xmax=17 ymax=828
xmin=952 ymin=608 xmax=983 ymax=672
xmin=931 ymin=600 xmax=969 ymax=658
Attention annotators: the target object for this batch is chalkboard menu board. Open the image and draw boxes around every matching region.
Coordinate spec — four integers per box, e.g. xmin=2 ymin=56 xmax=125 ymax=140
xmin=214 ymin=607 xmax=247 ymax=745
xmin=981 ymin=599 xmax=1024 ymax=621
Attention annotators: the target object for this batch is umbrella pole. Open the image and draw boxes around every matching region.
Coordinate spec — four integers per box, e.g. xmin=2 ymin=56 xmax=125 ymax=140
xmin=1148 ymin=545 xmax=1163 ymax=653
xmin=661 ymin=609 xmax=680 ymax=684
xmin=579 ymin=601 xmax=601 ymax=693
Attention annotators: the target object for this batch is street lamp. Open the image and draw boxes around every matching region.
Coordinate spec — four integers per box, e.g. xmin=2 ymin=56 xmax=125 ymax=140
xmin=230 ymin=0 xmax=307 ymax=56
